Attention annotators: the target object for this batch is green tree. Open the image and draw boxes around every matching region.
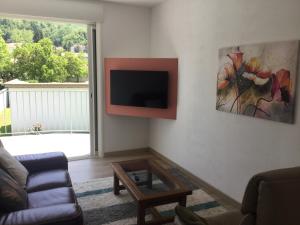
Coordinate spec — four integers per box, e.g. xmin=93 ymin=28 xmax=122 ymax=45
xmin=0 ymin=18 xmax=88 ymax=51
xmin=13 ymin=38 xmax=68 ymax=82
xmin=50 ymin=25 xmax=72 ymax=47
xmin=62 ymin=30 xmax=87 ymax=51
xmin=64 ymin=52 xmax=88 ymax=82
xmin=41 ymin=54 xmax=68 ymax=82
xmin=0 ymin=19 xmax=18 ymax=42
xmin=12 ymin=38 xmax=87 ymax=83
xmin=10 ymin=29 xmax=33 ymax=43
xmin=13 ymin=42 xmax=36 ymax=81
xmin=0 ymin=36 xmax=13 ymax=82
xmin=30 ymin=21 xmax=44 ymax=42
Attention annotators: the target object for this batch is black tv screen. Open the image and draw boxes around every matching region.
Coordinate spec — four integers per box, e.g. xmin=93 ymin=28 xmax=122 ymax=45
xmin=110 ymin=70 xmax=169 ymax=109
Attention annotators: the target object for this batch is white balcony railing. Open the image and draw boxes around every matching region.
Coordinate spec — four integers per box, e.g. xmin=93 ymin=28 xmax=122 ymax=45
xmin=0 ymin=82 xmax=89 ymax=136
xmin=0 ymin=89 xmax=7 ymax=112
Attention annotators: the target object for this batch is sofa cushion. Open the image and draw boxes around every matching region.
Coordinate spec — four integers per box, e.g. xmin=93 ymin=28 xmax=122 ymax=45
xmin=26 ymin=169 xmax=72 ymax=193
xmin=28 ymin=187 xmax=76 ymax=208
xmin=0 ymin=168 xmax=27 ymax=212
xmin=0 ymin=204 xmax=83 ymax=225
xmin=0 ymin=141 xmax=28 ymax=187
xmin=15 ymin=152 xmax=68 ymax=174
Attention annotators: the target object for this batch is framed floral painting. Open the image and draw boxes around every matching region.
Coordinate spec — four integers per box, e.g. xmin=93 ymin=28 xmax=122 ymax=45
xmin=216 ymin=40 xmax=299 ymax=123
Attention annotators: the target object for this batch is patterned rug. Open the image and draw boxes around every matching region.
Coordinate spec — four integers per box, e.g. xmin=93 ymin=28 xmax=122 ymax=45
xmin=73 ymin=169 xmax=226 ymax=225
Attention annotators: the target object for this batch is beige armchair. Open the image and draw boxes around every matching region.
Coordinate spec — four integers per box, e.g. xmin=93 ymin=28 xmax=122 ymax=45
xmin=175 ymin=166 xmax=300 ymax=225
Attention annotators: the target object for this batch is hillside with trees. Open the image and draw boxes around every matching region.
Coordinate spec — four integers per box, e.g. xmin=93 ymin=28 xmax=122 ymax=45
xmin=0 ymin=18 xmax=88 ymax=83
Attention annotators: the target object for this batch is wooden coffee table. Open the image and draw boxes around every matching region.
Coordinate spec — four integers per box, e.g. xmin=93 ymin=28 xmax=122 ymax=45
xmin=112 ymin=159 xmax=192 ymax=225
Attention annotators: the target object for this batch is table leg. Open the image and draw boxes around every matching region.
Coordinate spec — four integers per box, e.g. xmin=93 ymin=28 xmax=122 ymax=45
xmin=179 ymin=196 xmax=187 ymax=207
xmin=137 ymin=204 xmax=146 ymax=225
xmin=113 ymin=172 xmax=120 ymax=195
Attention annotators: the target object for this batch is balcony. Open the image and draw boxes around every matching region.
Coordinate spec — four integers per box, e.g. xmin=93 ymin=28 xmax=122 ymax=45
xmin=0 ymin=80 xmax=90 ymax=158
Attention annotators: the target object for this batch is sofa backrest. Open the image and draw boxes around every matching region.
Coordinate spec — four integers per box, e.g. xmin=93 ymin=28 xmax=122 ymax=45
xmin=240 ymin=167 xmax=300 ymax=225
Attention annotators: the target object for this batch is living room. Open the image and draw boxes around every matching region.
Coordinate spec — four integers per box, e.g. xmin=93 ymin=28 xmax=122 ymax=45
xmin=0 ymin=0 xmax=300 ymax=225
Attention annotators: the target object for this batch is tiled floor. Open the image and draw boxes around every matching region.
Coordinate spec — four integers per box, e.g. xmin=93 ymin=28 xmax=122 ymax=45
xmin=0 ymin=133 xmax=90 ymax=158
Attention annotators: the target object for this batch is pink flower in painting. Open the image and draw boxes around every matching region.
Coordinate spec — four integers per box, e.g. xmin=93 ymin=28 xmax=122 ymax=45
xmin=271 ymin=69 xmax=291 ymax=103
xmin=245 ymin=57 xmax=260 ymax=74
xmin=227 ymin=52 xmax=243 ymax=71
xmin=217 ymin=63 xmax=235 ymax=90
xmin=277 ymin=69 xmax=291 ymax=90
xmin=243 ymin=57 xmax=272 ymax=86
xmin=271 ymin=74 xmax=280 ymax=99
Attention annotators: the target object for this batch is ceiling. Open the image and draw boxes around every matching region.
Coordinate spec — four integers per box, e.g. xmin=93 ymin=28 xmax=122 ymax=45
xmin=102 ymin=0 xmax=166 ymax=7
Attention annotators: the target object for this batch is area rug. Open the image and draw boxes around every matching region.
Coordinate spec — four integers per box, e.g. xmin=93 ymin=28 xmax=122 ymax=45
xmin=73 ymin=169 xmax=227 ymax=225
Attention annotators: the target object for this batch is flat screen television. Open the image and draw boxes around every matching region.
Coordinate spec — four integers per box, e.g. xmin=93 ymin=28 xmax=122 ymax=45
xmin=110 ymin=70 xmax=169 ymax=109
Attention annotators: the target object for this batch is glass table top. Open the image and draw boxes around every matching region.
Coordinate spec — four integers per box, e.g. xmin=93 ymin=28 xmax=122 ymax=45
xmin=116 ymin=159 xmax=182 ymax=196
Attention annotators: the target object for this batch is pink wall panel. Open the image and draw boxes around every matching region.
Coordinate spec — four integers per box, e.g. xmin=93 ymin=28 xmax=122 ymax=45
xmin=105 ymin=58 xmax=178 ymax=119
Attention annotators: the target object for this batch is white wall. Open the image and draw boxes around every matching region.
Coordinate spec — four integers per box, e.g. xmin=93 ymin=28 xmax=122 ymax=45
xmin=149 ymin=0 xmax=300 ymax=202
xmin=101 ymin=2 xmax=151 ymax=152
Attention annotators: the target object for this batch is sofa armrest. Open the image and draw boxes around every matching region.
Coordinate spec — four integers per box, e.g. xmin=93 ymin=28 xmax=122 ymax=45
xmin=15 ymin=152 xmax=68 ymax=173
xmin=0 ymin=204 xmax=83 ymax=225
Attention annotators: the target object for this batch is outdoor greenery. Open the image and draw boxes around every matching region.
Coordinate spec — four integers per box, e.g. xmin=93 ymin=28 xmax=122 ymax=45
xmin=0 ymin=19 xmax=87 ymax=50
xmin=0 ymin=36 xmax=13 ymax=82
xmin=0 ymin=18 xmax=88 ymax=83
xmin=10 ymin=29 xmax=34 ymax=43
xmin=0 ymin=108 xmax=11 ymax=134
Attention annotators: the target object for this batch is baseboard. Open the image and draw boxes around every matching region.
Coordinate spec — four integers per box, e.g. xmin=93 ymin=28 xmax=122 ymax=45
xmin=68 ymin=155 xmax=93 ymax=161
xmin=103 ymin=147 xmax=151 ymax=157
xmin=68 ymin=154 xmax=101 ymax=161
xmin=149 ymin=148 xmax=241 ymax=209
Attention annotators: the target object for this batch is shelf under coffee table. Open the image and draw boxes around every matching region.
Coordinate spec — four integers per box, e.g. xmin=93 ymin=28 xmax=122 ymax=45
xmin=112 ymin=159 xmax=192 ymax=225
